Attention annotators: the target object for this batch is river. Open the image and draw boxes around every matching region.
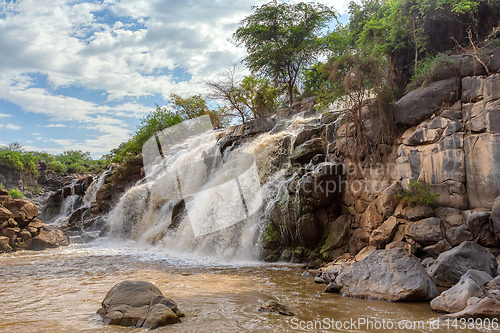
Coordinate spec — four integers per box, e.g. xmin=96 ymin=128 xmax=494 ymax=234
xmin=0 ymin=240 xmax=493 ymax=333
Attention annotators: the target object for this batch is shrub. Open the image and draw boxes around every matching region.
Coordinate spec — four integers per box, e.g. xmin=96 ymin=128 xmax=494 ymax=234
xmin=8 ymin=189 xmax=23 ymax=199
xmin=48 ymin=160 xmax=68 ymax=175
xmin=398 ymin=180 xmax=439 ymax=207
xmin=0 ymin=183 xmax=4 ymax=189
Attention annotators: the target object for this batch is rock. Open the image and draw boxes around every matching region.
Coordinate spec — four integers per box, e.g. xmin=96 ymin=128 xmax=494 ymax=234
xmin=445 ymin=225 xmax=472 ymax=247
xmin=435 ymin=207 xmax=463 ymax=227
xmin=406 ymin=217 xmax=443 ymax=245
xmin=258 ymin=300 xmax=294 ymax=316
xmin=430 ymin=269 xmax=493 ymax=313
xmin=31 ymin=225 xmax=69 ymax=250
xmin=297 ymin=162 xmax=343 ymax=208
xmin=354 ymin=246 xmax=376 ymax=262
xmin=404 ymin=206 xmax=434 ymax=221
xmin=2 ymin=227 xmax=20 ymax=245
xmin=97 ymin=281 xmax=183 ymax=328
xmin=0 ymin=206 xmax=13 ymax=222
xmin=294 ymin=125 xmax=325 ymax=147
xmin=463 ymin=209 xmax=498 ymax=247
xmin=0 ymin=236 xmax=12 ymax=253
xmin=427 ymin=242 xmax=498 ymax=287
xmin=324 ymin=281 xmax=341 ymax=293
xmin=485 ymin=276 xmax=500 ymax=290
xmin=385 ymin=241 xmax=408 ymax=250
xmin=320 ymin=215 xmax=350 ymax=253
xmin=492 ymin=196 xmax=500 ymax=240
xmin=1 ymin=199 xmax=38 ymax=227
xmin=441 ymin=293 xmax=500 ymax=319
xmin=335 ymin=248 xmax=439 ymax=301
xmin=319 ymin=264 xmax=342 ymax=283
xmin=290 ymin=138 xmax=324 ymax=165
xmin=369 ymin=216 xmax=399 ymax=249
xmin=296 ymin=213 xmax=323 ymax=248
xmin=373 ymin=183 xmax=402 ymax=218
xmin=302 ymin=269 xmax=321 ymax=278
xmin=462 ymin=76 xmax=485 ymax=103
xmin=394 ymin=79 xmax=459 ymax=126
xmin=423 ymin=239 xmax=452 ymax=258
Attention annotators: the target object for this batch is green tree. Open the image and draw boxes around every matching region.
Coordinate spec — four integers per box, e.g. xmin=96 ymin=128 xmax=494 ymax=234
xmin=234 ymin=1 xmax=336 ymax=105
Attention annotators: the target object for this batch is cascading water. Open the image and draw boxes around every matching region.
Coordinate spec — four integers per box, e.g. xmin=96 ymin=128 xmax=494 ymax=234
xmin=83 ymin=169 xmax=112 ymax=207
xmin=104 ymin=113 xmax=325 ymax=260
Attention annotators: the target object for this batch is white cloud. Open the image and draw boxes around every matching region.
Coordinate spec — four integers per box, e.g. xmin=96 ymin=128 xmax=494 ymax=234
xmin=46 ymin=124 xmax=67 ymax=128
xmin=0 ymin=113 xmax=12 ymax=118
xmin=0 ymin=124 xmax=21 ymax=130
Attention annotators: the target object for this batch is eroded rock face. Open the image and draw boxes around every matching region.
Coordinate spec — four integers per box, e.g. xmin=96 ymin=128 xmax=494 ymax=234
xmin=334 ymin=248 xmax=439 ymax=301
xmin=97 ymin=281 xmax=183 ymax=329
xmin=394 ymin=79 xmax=459 ymax=126
xmin=491 ymin=196 xmax=500 ymax=240
xmin=427 ymin=242 xmax=498 ymax=287
xmin=430 ymin=269 xmax=493 ymax=313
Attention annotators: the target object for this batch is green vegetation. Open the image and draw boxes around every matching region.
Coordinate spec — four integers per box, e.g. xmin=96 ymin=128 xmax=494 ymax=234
xmin=8 ymin=188 xmax=23 ymax=199
xmin=398 ymin=180 xmax=440 ymax=207
xmin=0 ymin=183 xmax=4 ymax=189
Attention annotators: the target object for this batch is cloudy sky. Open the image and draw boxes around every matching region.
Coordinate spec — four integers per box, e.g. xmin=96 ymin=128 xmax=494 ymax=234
xmin=0 ymin=0 xmax=350 ymax=157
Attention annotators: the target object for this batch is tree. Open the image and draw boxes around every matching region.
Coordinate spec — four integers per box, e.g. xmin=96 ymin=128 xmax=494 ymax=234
xmin=234 ymin=1 xmax=336 ymax=105
xmin=207 ymin=67 xmax=277 ymax=123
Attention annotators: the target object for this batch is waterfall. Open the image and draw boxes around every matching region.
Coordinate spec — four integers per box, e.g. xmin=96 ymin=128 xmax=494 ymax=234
xmin=104 ymin=113 xmax=323 ymax=260
xmin=83 ymin=169 xmax=112 ymax=207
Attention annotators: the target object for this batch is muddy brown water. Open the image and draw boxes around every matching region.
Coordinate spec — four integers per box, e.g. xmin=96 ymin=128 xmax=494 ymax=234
xmin=0 ymin=242 xmax=495 ymax=333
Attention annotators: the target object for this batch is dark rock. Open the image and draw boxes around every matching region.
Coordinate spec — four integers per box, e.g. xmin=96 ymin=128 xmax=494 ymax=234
xmin=369 ymin=216 xmax=399 ymax=249
xmin=431 ymin=269 xmax=493 ymax=313
xmin=463 ymin=209 xmax=498 ymax=247
xmin=492 ymin=196 xmax=500 ymax=240
xmin=406 ymin=217 xmax=443 ymax=245
xmin=324 ymin=281 xmax=341 ymax=293
xmin=319 ymin=264 xmax=342 ymax=283
xmin=404 ymin=206 xmax=434 ymax=221
xmin=302 ymin=269 xmax=321 ymax=278
xmin=395 ymin=79 xmax=459 ymax=126
xmin=435 ymin=207 xmax=464 ymax=227
xmin=97 ymin=281 xmax=183 ymax=329
xmin=290 ymin=138 xmax=325 ymax=165
xmin=427 ymin=242 xmax=498 ymax=287
xmin=335 ymin=248 xmax=439 ymax=301
xmin=445 ymin=225 xmax=472 ymax=247
xmin=423 ymin=239 xmax=452 ymax=258
xmin=321 ymin=215 xmax=350 ymax=253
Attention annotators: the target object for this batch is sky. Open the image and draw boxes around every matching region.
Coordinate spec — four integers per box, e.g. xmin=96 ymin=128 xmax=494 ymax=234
xmin=0 ymin=0 xmax=351 ymax=158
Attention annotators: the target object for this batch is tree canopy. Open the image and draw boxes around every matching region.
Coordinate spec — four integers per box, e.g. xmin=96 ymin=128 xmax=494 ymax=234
xmin=234 ymin=1 xmax=336 ymax=105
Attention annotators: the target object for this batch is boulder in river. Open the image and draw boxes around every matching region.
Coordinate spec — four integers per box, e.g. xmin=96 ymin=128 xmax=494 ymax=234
xmin=427 ymin=241 xmax=498 ymax=287
xmin=97 ymin=281 xmax=183 ymax=329
xmin=334 ymin=248 xmax=439 ymax=301
xmin=430 ymin=269 xmax=492 ymax=313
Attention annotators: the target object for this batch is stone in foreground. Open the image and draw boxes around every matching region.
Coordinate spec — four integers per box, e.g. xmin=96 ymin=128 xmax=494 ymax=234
xmin=430 ymin=270 xmax=492 ymax=313
xmin=258 ymin=300 xmax=294 ymax=316
xmin=427 ymin=241 xmax=498 ymax=287
xmin=97 ymin=281 xmax=183 ymax=329
xmin=334 ymin=248 xmax=439 ymax=301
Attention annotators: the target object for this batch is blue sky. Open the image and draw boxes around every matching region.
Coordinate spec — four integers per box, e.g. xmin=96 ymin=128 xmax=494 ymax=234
xmin=0 ymin=0 xmax=351 ymax=157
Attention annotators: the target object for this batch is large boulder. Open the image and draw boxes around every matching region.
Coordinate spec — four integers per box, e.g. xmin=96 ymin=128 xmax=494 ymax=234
xmin=1 ymin=199 xmax=38 ymax=228
xmin=427 ymin=242 xmax=498 ymax=287
xmin=0 ymin=205 xmax=13 ymax=222
xmin=334 ymin=248 xmax=439 ymax=301
xmin=394 ymin=79 xmax=459 ymax=126
xmin=463 ymin=209 xmax=497 ymax=247
xmin=430 ymin=270 xmax=492 ymax=313
xmin=290 ymin=138 xmax=324 ymax=165
xmin=31 ymin=225 xmax=69 ymax=250
xmin=405 ymin=217 xmax=443 ymax=245
xmin=369 ymin=216 xmax=399 ymax=249
xmin=97 ymin=281 xmax=183 ymax=329
xmin=441 ymin=292 xmax=500 ymax=319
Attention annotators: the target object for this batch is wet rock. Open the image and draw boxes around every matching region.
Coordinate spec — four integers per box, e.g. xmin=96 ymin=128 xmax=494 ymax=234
xmin=296 ymin=162 xmax=343 ymax=208
xmin=369 ymin=216 xmax=399 ymax=249
xmin=302 ymin=269 xmax=321 ymax=278
xmin=335 ymin=248 xmax=439 ymax=302
xmin=320 ymin=215 xmax=350 ymax=253
xmin=290 ymin=138 xmax=325 ymax=165
xmin=319 ymin=264 xmax=342 ymax=283
xmin=0 ymin=236 xmax=12 ymax=253
xmin=394 ymin=79 xmax=459 ymax=126
xmin=463 ymin=209 xmax=497 ymax=247
xmin=324 ymin=281 xmax=341 ymax=293
xmin=427 ymin=241 xmax=498 ymax=287
xmin=430 ymin=270 xmax=492 ymax=313
xmin=97 ymin=281 xmax=183 ymax=329
xmin=258 ymin=300 xmax=294 ymax=316
xmin=406 ymin=217 xmax=443 ymax=245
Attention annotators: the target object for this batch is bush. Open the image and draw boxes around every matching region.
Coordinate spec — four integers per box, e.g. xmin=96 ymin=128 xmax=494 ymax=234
xmin=398 ymin=180 xmax=439 ymax=207
xmin=48 ymin=160 xmax=68 ymax=175
xmin=8 ymin=189 xmax=23 ymax=199
xmin=0 ymin=183 xmax=4 ymax=189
